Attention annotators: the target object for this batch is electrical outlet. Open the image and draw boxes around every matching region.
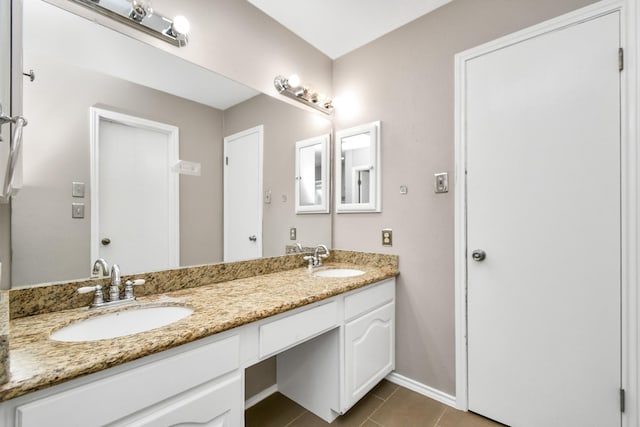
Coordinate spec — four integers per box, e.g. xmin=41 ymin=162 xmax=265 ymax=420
xmin=382 ymin=229 xmax=392 ymax=246
xmin=290 ymin=227 xmax=297 ymax=240
xmin=434 ymin=172 xmax=449 ymax=193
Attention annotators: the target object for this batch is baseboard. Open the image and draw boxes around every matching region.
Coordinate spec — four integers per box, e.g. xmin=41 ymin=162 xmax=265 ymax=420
xmin=245 ymin=384 xmax=279 ymax=410
xmin=385 ymin=372 xmax=457 ymax=408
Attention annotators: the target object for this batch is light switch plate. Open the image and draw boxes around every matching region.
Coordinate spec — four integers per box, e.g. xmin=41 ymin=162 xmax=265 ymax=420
xmin=434 ymin=172 xmax=449 ymax=193
xmin=72 ymin=182 xmax=85 ymax=198
xmin=72 ymin=203 xmax=85 ymax=219
xmin=382 ymin=229 xmax=392 ymax=246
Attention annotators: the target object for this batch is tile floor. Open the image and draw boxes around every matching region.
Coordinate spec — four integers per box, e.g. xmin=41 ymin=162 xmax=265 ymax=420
xmin=245 ymin=380 xmax=505 ymax=427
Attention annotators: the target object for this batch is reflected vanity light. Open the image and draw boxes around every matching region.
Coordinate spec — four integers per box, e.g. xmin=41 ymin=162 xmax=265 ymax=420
xmin=68 ymin=0 xmax=191 ymax=47
xmin=274 ymin=75 xmax=334 ymax=115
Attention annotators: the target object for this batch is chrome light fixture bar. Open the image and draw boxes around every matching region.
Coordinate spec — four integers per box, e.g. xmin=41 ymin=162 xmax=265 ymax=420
xmin=274 ymin=75 xmax=333 ymax=115
xmin=68 ymin=0 xmax=190 ymax=47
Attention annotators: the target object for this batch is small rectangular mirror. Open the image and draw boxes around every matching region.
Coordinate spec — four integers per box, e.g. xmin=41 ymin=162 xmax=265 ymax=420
xmin=335 ymin=121 xmax=381 ymax=213
xmin=295 ymin=134 xmax=330 ymax=214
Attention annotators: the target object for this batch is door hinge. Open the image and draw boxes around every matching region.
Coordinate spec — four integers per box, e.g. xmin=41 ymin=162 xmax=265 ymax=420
xmin=225 ymin=156 xmax=229 ymax=166
xmin=619 ymin=47 xmax=624 ymax=72
xmin=620 ymin=388 xmax=625 ymax=413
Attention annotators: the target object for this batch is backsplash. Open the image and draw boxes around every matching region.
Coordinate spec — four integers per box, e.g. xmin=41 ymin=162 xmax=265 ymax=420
xmin=9 ymin=250 xmax=398 ymax=319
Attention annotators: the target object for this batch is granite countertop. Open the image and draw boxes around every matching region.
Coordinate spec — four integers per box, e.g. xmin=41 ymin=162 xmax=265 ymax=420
xmin=0 ymin=261 xmax=398 ymax=402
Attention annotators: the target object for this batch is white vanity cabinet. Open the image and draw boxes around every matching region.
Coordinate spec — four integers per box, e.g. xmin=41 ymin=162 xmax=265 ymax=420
xmin=10 ymin=335 xmax=242 ymax=427
xmin=343 ymin=279 xmax=395 ymax=411
xmin=276 ymin=278 xmax=396 ymax=421
xmin=1 ymin=277 xmax=396 ymax=426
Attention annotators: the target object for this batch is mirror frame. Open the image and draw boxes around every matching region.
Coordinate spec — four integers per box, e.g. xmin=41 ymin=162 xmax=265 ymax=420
xmin=335 ymin=121 xmax=381 ymax=213
xmin=294 ymin=134 xmax=330 ymax=214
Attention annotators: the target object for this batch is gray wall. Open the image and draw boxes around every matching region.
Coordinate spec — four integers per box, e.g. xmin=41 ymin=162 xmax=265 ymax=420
xmin=223 ymin=94 xmax=333 ymax=257
xmin=12 ymin=57 xmax=224 ymax=286
xmin=332 ymin=0 xmax=597 ymax=395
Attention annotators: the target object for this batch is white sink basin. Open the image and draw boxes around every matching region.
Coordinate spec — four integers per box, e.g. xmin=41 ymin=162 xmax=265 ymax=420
xmin=314 ymin=268 xmax=366 ymax=278
xmin=50 ymin=306 xmax=194 ymax=342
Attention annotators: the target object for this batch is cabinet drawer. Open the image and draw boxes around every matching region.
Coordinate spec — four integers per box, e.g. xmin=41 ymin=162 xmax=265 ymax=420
xmin=119 ymin=373 xmax=243 ymax=427
xmin=344 ymin=279 xmax=395 ymax=321
xmin=260 ymin=301 xmax=338 ymax=358
xmin=16 ymin=335 xmax=239 ymax=427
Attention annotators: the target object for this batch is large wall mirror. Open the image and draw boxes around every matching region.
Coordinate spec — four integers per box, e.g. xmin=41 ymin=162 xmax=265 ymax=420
xmin=335 ymin=121 xmax=381 ymax=213
xmin=10 ymin=0 xmax=332 ymax=288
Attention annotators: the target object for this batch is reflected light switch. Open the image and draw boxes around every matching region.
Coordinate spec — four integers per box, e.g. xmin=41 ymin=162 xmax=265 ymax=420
xmin=72 ymin=203 xmax=85 ymax=219
xmin=72 ymin=182 xmax=85 ymax=198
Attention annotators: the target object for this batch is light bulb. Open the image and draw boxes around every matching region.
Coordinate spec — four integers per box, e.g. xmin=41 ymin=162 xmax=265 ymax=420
xmin=287 ymin=74 xmax=301 ymax=88
xmin=172 ymin=15 xmax=191 ymax=36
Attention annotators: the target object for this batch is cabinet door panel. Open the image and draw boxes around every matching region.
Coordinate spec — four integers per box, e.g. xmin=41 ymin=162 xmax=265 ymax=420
xmin=344 ymin=302 xmax=394 ymax=409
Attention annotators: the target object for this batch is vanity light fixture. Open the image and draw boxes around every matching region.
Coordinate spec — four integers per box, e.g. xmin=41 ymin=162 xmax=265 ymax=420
xmin=274 ymin=75 xmax=334 ymax=115
xmin=68 ymin=0 xmax=191 ymax=47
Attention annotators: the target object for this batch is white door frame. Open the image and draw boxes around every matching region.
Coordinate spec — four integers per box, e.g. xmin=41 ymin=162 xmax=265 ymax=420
xmin=223 ymin=125 xmax=264 ymax=261
xmin=89 ymin=107 xmax=180 ymax=271
xmin=454 ymin=1 xmax=638 ymax=426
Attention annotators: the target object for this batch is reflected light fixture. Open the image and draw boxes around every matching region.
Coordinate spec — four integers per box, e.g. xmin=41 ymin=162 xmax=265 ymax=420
xmin=274 ymin=75 xmax=333 ymax=115
xmin=69 ymin=0 xmax=191 ymax=47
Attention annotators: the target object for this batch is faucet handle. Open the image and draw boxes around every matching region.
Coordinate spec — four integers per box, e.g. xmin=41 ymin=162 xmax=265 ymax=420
xmin=78 ymin=285 xmax=104 ymax=306
xmin=124 ymin=279 xmax=146 ymax=300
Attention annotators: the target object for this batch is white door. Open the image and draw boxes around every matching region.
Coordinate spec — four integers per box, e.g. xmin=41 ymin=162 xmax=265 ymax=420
xmin=223 ymin=126 xmax=263 ymax=262
xmin=466 ymin=12 xmax=620 ymax=427
xmin=91 ymin=108 xmax=179 ymax=275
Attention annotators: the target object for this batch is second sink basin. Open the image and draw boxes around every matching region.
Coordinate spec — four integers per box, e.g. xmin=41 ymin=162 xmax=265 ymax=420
xmin=50 ymin=305 xmax=194 ymax=342
xmin=314 ymin=268 xmax=365 ymax=278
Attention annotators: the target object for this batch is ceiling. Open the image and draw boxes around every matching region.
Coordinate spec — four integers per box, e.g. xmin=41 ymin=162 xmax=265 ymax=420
xmin=247 ymin=0 xmax=452 ymax=59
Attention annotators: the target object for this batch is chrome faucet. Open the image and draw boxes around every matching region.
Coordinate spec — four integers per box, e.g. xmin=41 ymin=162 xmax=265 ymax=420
xmin=304 ymin=244 xmax=330 ymax=270
xmin=314 ymin=244 xmax=330 ymax=266
xmin=78 ymin=262 xmax=146 ymax=309
xmin=109 ymin=264 xmax=122 ymax=302
xmin=91 ymin=258 xmax=109 ymax=278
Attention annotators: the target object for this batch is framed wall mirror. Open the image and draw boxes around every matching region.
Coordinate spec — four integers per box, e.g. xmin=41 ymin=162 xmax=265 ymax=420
xmin=335 ymin=121 xmax=381 ymax=213
xmin=295 ymin=134 xmax=329 ymax=214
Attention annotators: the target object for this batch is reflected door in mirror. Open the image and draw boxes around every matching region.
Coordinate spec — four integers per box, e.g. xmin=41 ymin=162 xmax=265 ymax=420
xmin=91 ymin=108 xmax=180 ymax=275
xmin=223 ymin=126 xmax=263 ymax=262
xmin=295 ymin=134 xmax=329 ymax=214
xmin=335 ymin=122 xmax=381 ymax=213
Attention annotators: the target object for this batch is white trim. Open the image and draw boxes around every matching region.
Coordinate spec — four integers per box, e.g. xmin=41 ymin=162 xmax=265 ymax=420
xmin=454 ymin=2 xmax=637 ymax=426
xmin=385 ymin=373 xmax=456 ymax=408
xmin=89 ymin=107 xmax=180 ymax=272
xmin=625 ymin=0 xmax=639 ymax=425
xmin=223 ymin=125 xmax=264 ymax=262
xmin=244 ymin=384 xmax=279 ymax=410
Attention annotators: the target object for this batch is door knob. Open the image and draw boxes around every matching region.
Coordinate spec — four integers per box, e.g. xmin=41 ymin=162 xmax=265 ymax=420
xmin=471 ymin=249 xmax=486 ymax=262
xmin=248 ymin=235 xmax=257 ymax=242
xmin=101 ymin=238 xmax=111 ymax=246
